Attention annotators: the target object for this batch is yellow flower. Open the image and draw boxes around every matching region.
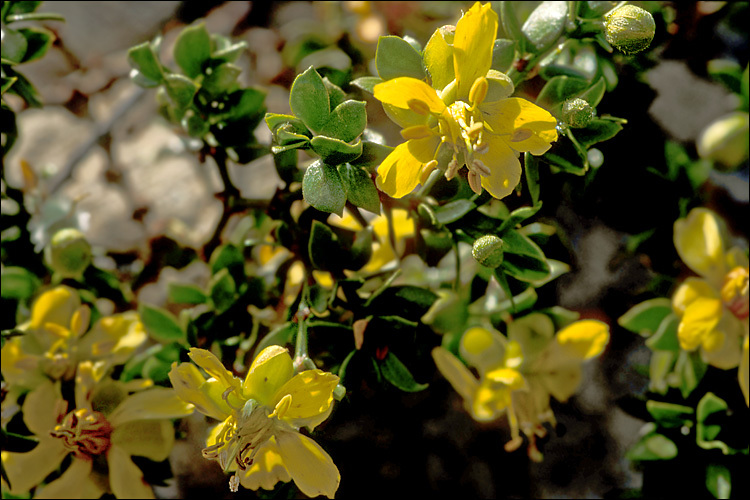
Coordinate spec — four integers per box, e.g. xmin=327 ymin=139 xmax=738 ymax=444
xmin=432 ymin=315 xmax=608 ymax=458
xmin=672 ymin=208 xmax=749 ymax=369
xmin=1 ymin=362 xmax=193 ymax=498
xmin=168 ymin=346 xmax=340 ymax=497
xmin=1 ymin=286 xmax=147 ymax=391
xmin=330 ymin=208 xmax=415 ymax=273
xmin=373 ymin=2 xmax=557 ymax=199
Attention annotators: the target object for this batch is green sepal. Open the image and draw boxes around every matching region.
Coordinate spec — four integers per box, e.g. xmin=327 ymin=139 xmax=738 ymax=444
xmin=290 ymin=66 xmax=330 ymax=133
xmin=675 ymin=350 xmax=707 ymax=399
xmin=375 ymin=35 xmax=425 ymax=80
xmin=310 ymin=136 xmax=363 ymax=165
xmin=337 ymin=163 xmax=380 ymax=214
xmin=174 ymin=23 xmax=211 ymax=78
xmin=302 ymin=160 xmax=347 ymax=216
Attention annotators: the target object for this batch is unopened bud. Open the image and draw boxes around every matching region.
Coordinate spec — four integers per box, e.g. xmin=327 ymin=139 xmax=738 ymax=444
xmin=697 ymin=111 xmax=749 ymax=170
xmin=604 ymin=5 xmax=655 ymax=55
xmin=45 ymin=228 xmax=92 ymax=278
xmin=472 ymin=235 xmax=505 ymax=268
xmin=562 ymin=98 xmax=595 ymax=128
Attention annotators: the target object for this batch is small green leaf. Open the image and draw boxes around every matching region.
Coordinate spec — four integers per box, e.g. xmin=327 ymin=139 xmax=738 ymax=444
xmin=139 ymin=304 xmax=186 ymax=343
xmin=350 ymin=141 xmax=394 ymax=173
xmin=706 ymin=464 xmax=731 ymax=499
xmin=351 ymin=76 xmax=383 ymax=94
xmin=537 ymin=75 xmax=590 ymax=117
xmin=575 ymin=119 xmax=623 ymax=148
xmin=542 ymin=151 xmax=586 ymax=175
xmin=309 ymin=136 xmax=363 ymax=165
xmin=696 ymin=392 xmax=732 ymax=454
xmin=202 ymin=63 xmax=241 ymax=97
xmin=128 ymin=41 xmax=163 ymax=83
xmin=17 ymin=27 xmax=53 ymax=63
xmin=212 ymin=41 xmax=248 ymax=64
xmin=376 ymin=35 xmax=425 ymax=80
xmin=498 ymin=203 xmax=542 ymax=234
xmin=522 ymin=1 xmax=568 ymax=53
xmin=174 ymin=23 xmax=211 ymax=78
xmin=309 ymin=220 xmax=341 ymax=271
xmin=492 ymin=39 xmax=516 ymax=73
xmin=209 ymin=268 xmax=236 ymax=313
xmin=499 ymin=1 xmax=527 ymax=55
xmin=290 ymin=66 xmax=330 ymax=133
xmin=7 ymin=1 xmax=43 ymax=16
xmin=645 ymin=314 xmax=680 ymax=351
xmin=338 ymin=163 xmax=380 ymax=214
xmin=435 ymin=199 xmax=476 ymax=225
xmin=676 ymin=350 xmax=707 ymax=399
xmin=626 ymin=431 xmax=678 ymax=461
xmin=649 ymin=350 xmax=676 ymax=395
xmin=1 ymin=27 xmax=28 ymax=63
xmin=209 ymin=243 xmax=245 ymax=284
xmin=255 ymin=322 xmax=296 ymax=353
xmin=645 ymin=400 xmax=693 ymax=428
xmin=380 ymin=351 xmax=428 ymax=392
xmin=164 ymin=74 xmax=197 ymax=109
xmin=578 ymin=77 xmax=607 ymax=108
xmin=168 ymin=282 xmax=207 ymax=304
xmin=318 ymin=100 xmax=367 ymax=143
xmin=499 ymin=229 xmax=550 ymax=283
xmin=1 ymin=76 xmax=18 ymax=95
xmin=618 ymin=298 xmax=673 ymax=337
xmin=302 ymin=160 xmax=347 ymax=215
xmin=1 ymin=266 xmax=40 ymax=300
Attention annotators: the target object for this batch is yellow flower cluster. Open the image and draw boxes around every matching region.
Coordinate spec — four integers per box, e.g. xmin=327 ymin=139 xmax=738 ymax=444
xmin=432 ymin=315 xmax=609 ymax=459
xmin=374 ymin=2 xmax=558 ymax=199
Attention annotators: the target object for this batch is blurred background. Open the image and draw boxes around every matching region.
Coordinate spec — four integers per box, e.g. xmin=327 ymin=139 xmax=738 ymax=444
xmin=2 ymin=1 xmax=748 ymax=498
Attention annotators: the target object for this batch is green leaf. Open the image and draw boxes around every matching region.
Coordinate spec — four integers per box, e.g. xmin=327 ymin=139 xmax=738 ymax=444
xmin=578 ymin=77 xmax=607 ymax=108
xmin=202 ymin=63 xmax=241 ymax=97
xmin=302 ymin=161 xmax=347 ymax=216
xmin=706 ymin=464 xmax=731 ymax=499
xmin=174 ymin=23 xmax=211 ymax=78
xmin=266 ymin=113 xmax=311 ymax=137
xmin=350 ymin=76 xmax=383 ymax=94
xmin=380 ymin=351 xmax=428 ymax=392
xmin=375 ymin=35 xmax=425 ymax=80
xmin=323 ymin=77 xmax=347 ymax=110
xmin=645 ymin=400 xmax=693 ymax=428
xmin=542 ymin=151 xmax=586 ymax=175
xmin=645 ymin=314 xmax=680 ymax=351
xmin=17 ymin=27 xmax=53 ymax=63
xmin=499 ymin=1 xmax=527 ymax=55
xmin=536 ymin=75 xmax=590 ymax=117
xmin=1 ymin=27 xmax=27 ymax=63
xmin=164 ymin=74 xmax=197 ymax=109
xmin=1 ymin=266 xmax=40 ymax=300
xmin=350 ymin=141 xmax=393 ymax=173
xmin=696 ymin=392 xmax=732 ymax=454
xmin=309 ymin=136 xmax=363 ymax=165
xmin=309 ymin=220 xmax=340 ymax=271
xmin=575 ymin=119 xmax=623 ymax=148
xmin=649 ymin=350 xmax=676 ymax=395
xmin=212 ymin=41 xmax=248 ymax=64
xmin=209 ymin=243 xmax=246 ymax=284
xmin=338 ymin=163 xmax=380 ymax=214
xmin=626 ymin=431 xmax=678 ymax=461
xmin=7 ymin=1 xmax=43 ymax=16
xmin=522 ymin=1 xmax=568 ymax=53
xmin=209 ymin=268 xmax=236 ymax=313
xmin=168 ymin=282 xmax=207 ymax=304
xmin=498 ymin=202 xmax=542 ymax=234
xmin=676 ymin=350 xmax=707 ymax=399
xmin=524 ymin=153 xmax=540 ymax=206
xmin=128 ymin=41 xmax=164 ymax=83
xmin=539 ymin=39 xmax=598 ymax=80
xmin=435 ymin=199 xmax=476 ymax=225
xmin=618 ymin=298 xmax=674 ymax=337
xmin=368 ymin=285 xmax=438 ymax=321
xmin=1 ymin=76 xmax=17 ymax=95
xmin=319 ymin=100 xmax=367 ymax=143
xmin=139 ymin=304 xmax=186 ymax=343
xmin=707 ymin=59 xmax=743 ymax=94
xmin=499 ymin=229 xmax=550 ymax=282
xmin=256 ymin=322 xmax=296 ymax=353
xmin=492 ymin=39 xmax=516 ymax=73
xmin=290 ymin=66 xmax=330 ymax=133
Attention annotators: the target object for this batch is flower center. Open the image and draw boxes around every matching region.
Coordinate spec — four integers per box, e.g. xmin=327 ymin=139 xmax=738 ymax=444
xmin=50 ymin=408 xmax=112 ymax=458
xmin=440 ymin=100 xmax=490 ymax=194
xmin=721 ymin=266 xmax=749 ymax=319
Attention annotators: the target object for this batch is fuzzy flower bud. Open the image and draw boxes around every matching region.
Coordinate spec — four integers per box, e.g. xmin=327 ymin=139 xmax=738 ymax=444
xmin=604 ymin=5 xmax=655 ymax=55
xmin=562 ymin=98 xmax=595 ymax=128
xmin=45 ymin=228 xmax=92 ymax=278
xmin=472 ymin=235 xmax=505 ymax=268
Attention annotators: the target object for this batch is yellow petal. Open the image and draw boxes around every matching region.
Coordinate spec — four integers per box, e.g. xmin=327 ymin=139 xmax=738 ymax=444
xmin=35 ymin=457 xmax=102 ymax=499
xmin=363 ymin=209 xmax=415 ymax=273
xmin=485 ymin=367 xmax=525 ymax=390
xmin=431 ymin=346 xmax=479 ymax=403
xmin=740 ymin=335 xmax=749 ymax=406
xmin=188 ymin=347 xmax=241 ymax=392
xmin=108 ymin=444 xmax=155 ymax=499
xmin=478 ymin=134 xmax=522 ymax=199
xmin=677 ymin=297 xmax=723 ymax=351
xmin=239 ymin=436 xmax=292 ymax=491
xmin=168 ymin=362 xmax=230 ymax=421
xmin=382 ymin=102 xmax=431 ymax=129
xmin=78 ymin=312 xmax=147 ymax=363
xmin=376 ymin=136 xmax=440 ymax=198
xmin=453 ymin=2 xmax=498 ymax=99
xmin=472 ymin=380 xmax=510 ymax=421
xmin=671 ymin=277 xmax=719 ymax=317
xmin=673 ymin=208 xmax=727 ymax=285
xmin=243 ymin=345 xmax=294 ymax=406
xmin=374 ymin=77 xmax=446 ymax=114
xmin=700 ymin=310 xmax=743 ymax=369
xmin=538 ymin=365 xmax=583 ymax=402
xmin=271 ymin=370 xmax=339 ymax=423
xmin=111 ymin=420 xmax=174 ymax=462
xmin=30 ymin=286 xmax=80 ymax=330
xmin=0 ymin=339 xmax=45 ymax=389
xmin=108 ymin=387 xmax=194 ymax=426
xmin=424 ymin=25 xmax=456 ymax=92
xmin=482 ymin=97 xmax=558 ymax=154
xmin=275 ymin=431 xmax=340 ymax=499
xmin=1 ymin=436 xmax=68 ymax=495
xmin=556 ymin=319 xmax=610 ymax=360
xmin=23 ymin=379 xmax=64 ymax=435
xmin=459 ymin=326 xmax=507 ymax=376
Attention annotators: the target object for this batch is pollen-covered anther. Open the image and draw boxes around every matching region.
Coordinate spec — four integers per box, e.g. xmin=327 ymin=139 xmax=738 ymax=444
xmin=407 ymin=98 xmax=431 ymax=116
xmin=469 ymin=76 xmax=489 ymax=108
xmin=468 ymin=170 xmax=482 ymax=195
xmin=471 ymin=159 xmax=491 ymax=177
xmin=445 ymin=158 xmax=459 ymax=180
xmin=511 ymin=128 xmax=533 ymax=142
xmin=722 ymin=266 xmax=749 ymax=319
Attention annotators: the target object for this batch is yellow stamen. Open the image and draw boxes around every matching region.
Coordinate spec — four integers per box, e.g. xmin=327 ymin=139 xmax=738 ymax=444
xmin=401 ymin=125 xmax=436 ymax=140
xmin=407 ymin=99 xmax=431 ymax=116
xmin=469 ymin=77 xmax=488 ymax=108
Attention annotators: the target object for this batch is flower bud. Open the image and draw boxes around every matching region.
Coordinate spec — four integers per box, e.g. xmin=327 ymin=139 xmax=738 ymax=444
xmin=562 ymin=98 xmax=595 ymax=128
xmin=696 ymin=111 xmax=749 ymax=170
xmin=604 ymin=5 xmax=655 ymax=55
xmin=472 ymin=235 xmax=505 ymax=268
xmin=45 ymin=228 xmax=92 ymax=278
